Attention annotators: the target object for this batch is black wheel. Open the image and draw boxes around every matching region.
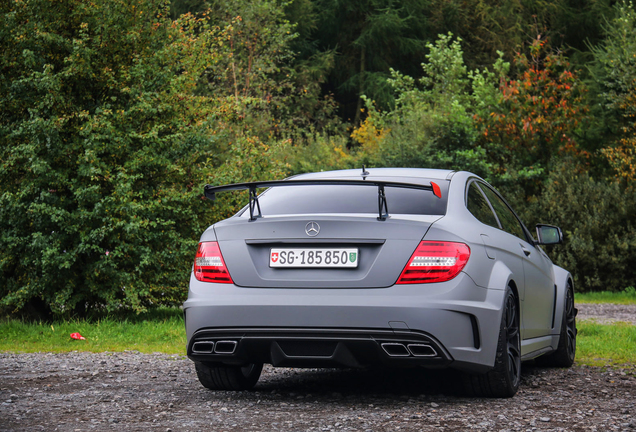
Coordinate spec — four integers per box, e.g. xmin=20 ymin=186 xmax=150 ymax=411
xmin=537 ymin=283 xmax=577 ymax=367
xmin=462 ymin=286 xmax=521 ymax=398
xmin=194 ymin=362 xmax=263 ymax=390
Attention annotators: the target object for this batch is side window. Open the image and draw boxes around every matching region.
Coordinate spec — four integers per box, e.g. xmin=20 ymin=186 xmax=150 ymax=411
xmin=479 ymin=185 xmax=527 ymax=241
xmin=466 ymin=182 xmax=500 ymax=228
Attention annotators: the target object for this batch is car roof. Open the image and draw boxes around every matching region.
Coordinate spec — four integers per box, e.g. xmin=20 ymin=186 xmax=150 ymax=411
xmin=292 ymin=168 xmax=456 ymax=183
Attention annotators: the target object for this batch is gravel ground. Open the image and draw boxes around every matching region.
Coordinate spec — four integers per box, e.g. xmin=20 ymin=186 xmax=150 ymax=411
xmin=576 ymin=303 xmax=636 ymax=325
xmin=1 ymin=303 xmax=634 ymax=432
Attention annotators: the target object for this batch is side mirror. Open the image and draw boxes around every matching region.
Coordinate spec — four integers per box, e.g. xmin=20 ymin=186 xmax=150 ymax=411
xmin=535 ymin=224 xmax=563 ymax=245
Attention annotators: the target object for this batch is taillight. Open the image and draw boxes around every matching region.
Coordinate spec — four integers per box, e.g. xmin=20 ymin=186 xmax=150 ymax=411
xmin=397 ymin=241 xmax=470 ymax=284
xmin=193 ymin=242 xmax=233 ymax=283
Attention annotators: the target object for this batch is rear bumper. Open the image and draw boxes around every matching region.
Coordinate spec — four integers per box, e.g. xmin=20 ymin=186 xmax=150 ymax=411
xmin=183 ymin=272 xmax=506 ymax=374
xmin=187 ymin=327 xmax=453 ymax=369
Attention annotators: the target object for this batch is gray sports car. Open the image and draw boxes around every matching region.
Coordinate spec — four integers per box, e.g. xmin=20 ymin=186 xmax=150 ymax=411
xmin=184 ymin=168 xmax=576 ymax=397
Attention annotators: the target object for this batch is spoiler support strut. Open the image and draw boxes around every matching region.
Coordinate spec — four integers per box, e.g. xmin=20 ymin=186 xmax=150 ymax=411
xmin=248 ymin=186 xmax=262 ymax=221
xmin=378 ymin=185 xmax=388 ymax=221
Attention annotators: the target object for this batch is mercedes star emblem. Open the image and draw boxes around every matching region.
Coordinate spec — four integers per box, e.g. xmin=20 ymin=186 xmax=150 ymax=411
xmin=305 ymin=221 xmax=320 ymax=237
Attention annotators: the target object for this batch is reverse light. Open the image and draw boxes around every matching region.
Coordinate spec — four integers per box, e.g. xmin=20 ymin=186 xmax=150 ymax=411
xmin=194 ymin=242 xmax=233 ymax=283
xmin=397 ymin=241 xmax=470 ymax=284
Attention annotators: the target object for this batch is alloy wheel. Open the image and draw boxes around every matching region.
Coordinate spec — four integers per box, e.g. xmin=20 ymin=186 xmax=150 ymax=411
xmin=505 ymin=293 xmax=521 ymax=387
xmin=564 ymin=287 xmax=577 ymax=360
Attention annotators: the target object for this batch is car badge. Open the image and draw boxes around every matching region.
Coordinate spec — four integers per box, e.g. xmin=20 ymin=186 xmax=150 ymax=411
xmin=305 ymin=221 xmax=320 ymax=237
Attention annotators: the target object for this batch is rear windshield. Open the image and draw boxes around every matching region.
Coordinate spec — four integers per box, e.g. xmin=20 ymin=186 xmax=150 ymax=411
xmin=240 ymin=182 xmax=449 ymax=217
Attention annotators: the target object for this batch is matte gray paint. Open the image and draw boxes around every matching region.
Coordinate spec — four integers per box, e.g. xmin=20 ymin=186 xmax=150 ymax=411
xmin=213 ymin=215 xmax=437 ymax=288
xmin=185 ymin=168 xmax=570 ymax=373
xmin=184 ymin=272 xmax=505 ymax=372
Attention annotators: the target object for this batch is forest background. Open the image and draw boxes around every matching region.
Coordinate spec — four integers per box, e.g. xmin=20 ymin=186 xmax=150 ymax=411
xmin=1 ymin=0 xmax=636 ymax=318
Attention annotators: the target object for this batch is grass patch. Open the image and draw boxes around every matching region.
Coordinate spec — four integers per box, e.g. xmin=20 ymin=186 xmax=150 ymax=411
xmin=0 ymin=308 xmax=186 ymax=355
xmin=575 ymin=321 xmax=636 ymax=367
xmin=1 ymin=309 xmax=634 ymax=369
xmin=576 ymin=287 xmax=636 ymax=304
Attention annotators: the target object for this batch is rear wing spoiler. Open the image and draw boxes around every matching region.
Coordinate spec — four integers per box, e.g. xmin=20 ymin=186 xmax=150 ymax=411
xmin=204 ymin=179 xmax=442 ymax=221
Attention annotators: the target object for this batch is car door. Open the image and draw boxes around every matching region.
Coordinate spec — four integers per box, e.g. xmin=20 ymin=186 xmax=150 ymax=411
xmin=518 ymin=240 xmax=557 ymax=338
xmin=478 ymin=184 xmax=555 ymax=339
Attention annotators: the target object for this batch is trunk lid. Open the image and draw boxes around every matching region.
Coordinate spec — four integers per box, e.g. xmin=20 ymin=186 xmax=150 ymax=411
xmin=212 ymin=215 xmax=439 ymax=288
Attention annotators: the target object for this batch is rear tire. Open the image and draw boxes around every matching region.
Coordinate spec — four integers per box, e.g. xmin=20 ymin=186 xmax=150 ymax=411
xmin=194 ymin=362 xmax=263 ymax=390
xmin=536 ymin=282 xmax=576 ymax=367
xmin=461 ymin=287 xmax=521 ymax=398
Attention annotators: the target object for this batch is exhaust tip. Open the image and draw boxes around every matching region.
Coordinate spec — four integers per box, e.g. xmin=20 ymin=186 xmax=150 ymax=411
xmin=192 ymin=341 xmax=215 ymax=354
xmin=407 ymin=344 xmax=437 ymax=357
xmin=381 ymin=343 xmax=410 ymax=357
xmin=214 ymin=340 xmax=238 ymax=354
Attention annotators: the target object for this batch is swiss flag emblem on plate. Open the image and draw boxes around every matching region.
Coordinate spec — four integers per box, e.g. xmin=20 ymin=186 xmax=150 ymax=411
xmin=271 ymin=252 xmax=279 ymax=263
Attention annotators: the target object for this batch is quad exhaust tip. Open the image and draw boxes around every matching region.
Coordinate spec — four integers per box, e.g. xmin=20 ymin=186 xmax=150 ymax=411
xmin=407 ymin=344 xmax=437 ymax=357
xmin=214 ymin=340 xmax=238 ymax=354
xmin=381 ymin=343 xmax=411 ymax=357
xmin=381 ymin=343 xmax=437 ymax=357
xmin=192 ymin=341 xmax=215 ymax=354
xmin=192 ymin=340 xmax=238 ymax=355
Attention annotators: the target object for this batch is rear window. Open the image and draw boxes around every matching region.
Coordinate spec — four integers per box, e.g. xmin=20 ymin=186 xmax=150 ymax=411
xmin=241 ymin=182 xmax=449 ymax=217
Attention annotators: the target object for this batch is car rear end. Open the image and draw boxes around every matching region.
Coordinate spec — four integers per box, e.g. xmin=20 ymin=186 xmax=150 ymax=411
xmin=184 ymin=169 xmax=504 ymax=376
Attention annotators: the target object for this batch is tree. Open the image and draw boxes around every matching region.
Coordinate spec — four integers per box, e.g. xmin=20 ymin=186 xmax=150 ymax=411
xmin=0 ymin=0 xmax=222 ymax=316
xmin=350 ymin=34 xmax=506 ymax=177
xmin=476 ymin=36 xmax=589 ymax=200
xmin=456 ymin=0 xmax=614 ymax=69
xmin=312 ymin=0 xmax=433 ymax=124
xmin=591 ymin=0 xmax=636 ymax=184
xmin=527 ymin=160 xmax=636 ymax=292
xmin=170 ymin=0 xmax=209 ymax=18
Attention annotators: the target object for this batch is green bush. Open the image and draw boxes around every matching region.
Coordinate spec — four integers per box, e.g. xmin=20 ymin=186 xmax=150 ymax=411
xmin=526 ymin=161 xmax=636 ymax=292
xmin=0 ymin=0 xmax=220 ymax=317
xmin=0 ymin=0 xmax=332 ymax=318
xmin=351 ymin=34 xmax=505 ymax=176
xmin=590 ymin=0 xmax=636 ymax=184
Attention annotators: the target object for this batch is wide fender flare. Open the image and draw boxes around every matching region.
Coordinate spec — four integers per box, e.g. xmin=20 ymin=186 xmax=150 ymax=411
xmin=487 ymin=261 xmax=524 ymax=300
xmin=483 ymin=259 xmax=520 ymax=328
xmin=552 ymin=265 xmax=574 ymax=337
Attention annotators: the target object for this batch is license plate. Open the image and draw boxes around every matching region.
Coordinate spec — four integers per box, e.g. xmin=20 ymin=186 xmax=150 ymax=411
xmin=269 ymin=248 xmax=359 ymax=268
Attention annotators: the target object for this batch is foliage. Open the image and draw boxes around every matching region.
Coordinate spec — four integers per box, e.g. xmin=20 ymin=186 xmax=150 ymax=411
xmin=0 ymin=0 xmax=295 ymax=318
xmin=311 ymin=0 xmax=434 ymax=123
xmin=350 ymin=34 xmax=506 ymax=178
xmin=4 ymin=0 xmax=636 ymax=315
xmin=170 ymin=0 xmax=209 ymax=18
xmin=187 ymin=0 xmax=340 ymax=212
xmin=452 ymin=0 xmax=615 ymax=69
xmin=592 ymin=1 xmax=636 ymax=185
xmin=476 ymin=36 xmax=589 ymax=200
xmin=170 ymin=0 xmax=616 ymax=123
xmin=198 ymin=0 xmax=339 ymax=138
xmin=0 ymin=0 xmax=219 ymax=316
xmin=353 ymin=33 xmax=589 ymax=194
xmin=280 ymin=133 xmax=356 ymax=175
xmin=527 ymin=161 xmax=636 ymax=292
